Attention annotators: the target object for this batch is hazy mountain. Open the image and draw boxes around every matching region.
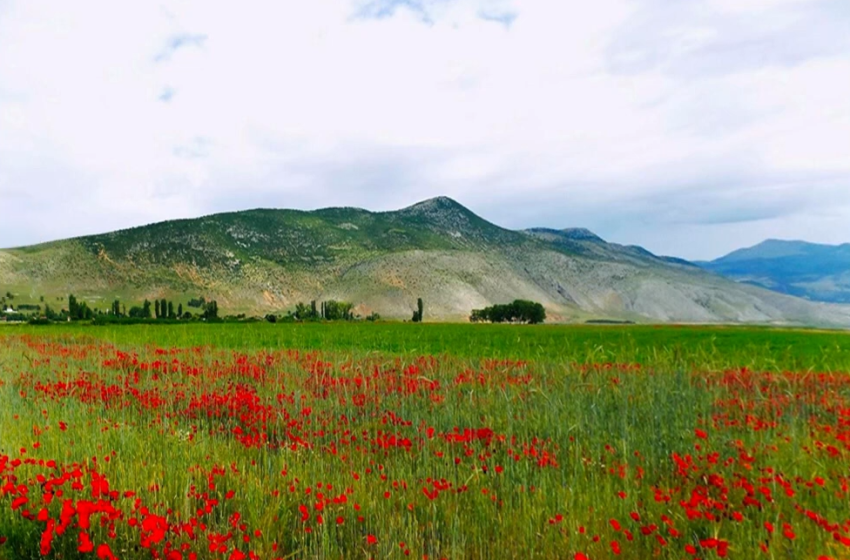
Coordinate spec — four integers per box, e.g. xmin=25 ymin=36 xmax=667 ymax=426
xmin=699 ymin=239 xmax=850 ymax=304
xmin=2 ymin=197 xmax=849 ymax=325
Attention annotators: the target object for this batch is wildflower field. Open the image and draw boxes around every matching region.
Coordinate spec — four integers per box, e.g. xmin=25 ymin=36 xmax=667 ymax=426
xmin=1 ymin=323 xmax=850 ymax=559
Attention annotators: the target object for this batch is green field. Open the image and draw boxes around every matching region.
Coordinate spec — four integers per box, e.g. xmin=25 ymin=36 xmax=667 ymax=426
xmin=1 ymin=323 xmax=849 ymax=559
xmin=4 ymin=322 xmax=850 ymax=370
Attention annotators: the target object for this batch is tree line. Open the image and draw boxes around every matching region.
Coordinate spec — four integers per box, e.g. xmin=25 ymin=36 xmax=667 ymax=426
xmin=5 ymin=290 xmax=548 ymax=325
xmin=19 ymin=295 xmax=221 ymax=324
xmin=469 ymin=300 xmax=546 ymax=324
xmin=107 ymin=297 xmax=219 ymax=322
xmin=279 ymin=300 xmax=358 ymax=322
xmin=266 ymin=297 xmax=425 ymax=323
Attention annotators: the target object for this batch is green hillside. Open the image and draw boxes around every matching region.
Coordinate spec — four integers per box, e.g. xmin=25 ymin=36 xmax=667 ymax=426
xmin=2 ymin=197 xmax=850 ymax=326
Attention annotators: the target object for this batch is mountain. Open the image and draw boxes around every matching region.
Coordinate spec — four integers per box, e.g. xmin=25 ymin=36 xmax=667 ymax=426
xmin=2 ymin=197 xmax=850 ymax=326
xmin=699 ymin=239 xmax=850 ymax=304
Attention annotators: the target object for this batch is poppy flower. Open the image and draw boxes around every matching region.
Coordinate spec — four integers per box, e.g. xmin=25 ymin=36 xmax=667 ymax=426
xmin=78 ymin=532 xmax=94 ymax=553
xmin=96 ymin=543 xmax=116 ymax=560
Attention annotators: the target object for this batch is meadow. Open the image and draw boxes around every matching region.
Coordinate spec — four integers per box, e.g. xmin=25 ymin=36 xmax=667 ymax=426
xmin=1 ymin=323 xmax=849 ymax=559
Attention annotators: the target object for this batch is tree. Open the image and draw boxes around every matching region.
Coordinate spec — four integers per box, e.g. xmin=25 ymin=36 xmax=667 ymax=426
xmin=514 ymin=300 xmax=546 ymax=324
xmin=323 ymin=300 xmax=354 ymax=321
xmin=67 ymin=296 xmax=92 ymax=321
xmin=154 ymin=300 xmax=161 ymax=319
xmin=160 ymin=299 xmax=167 ymax=320
xmin=167 ymin=301 xmax=174 ymax=319
xmin=469 ymin=300 xmax=546 ymax=324
xmin=67 ymin=295 xmax=92 ymax=320
xmin=177 ymin=303 xmax=183 ymax=318
xmin=412 ymin=297 xmax=423 ymax=322
xmin=294 ymin=302 xmax=318 ymax=320
xmin=294 ymin=302 xmax=310 ymax=320
xmin=203 ymin=300 xmax=218 ymax=320
xmin=142 ymin=300 xmax=152 ymax=319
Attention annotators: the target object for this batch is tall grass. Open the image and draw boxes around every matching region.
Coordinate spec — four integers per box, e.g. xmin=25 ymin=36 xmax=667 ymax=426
xmin=1 ymin=325 xmax=849 ymax=559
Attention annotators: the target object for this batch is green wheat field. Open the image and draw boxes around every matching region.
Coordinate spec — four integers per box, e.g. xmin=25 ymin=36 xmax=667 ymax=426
xmin=1 ymin=323 xmax=849 ymax=559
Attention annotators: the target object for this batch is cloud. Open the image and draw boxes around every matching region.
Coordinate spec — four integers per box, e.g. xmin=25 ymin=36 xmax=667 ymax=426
xmin=478 ymin=9 xmax=517 ymax=28
xmin=352 ymin=0 xmax=520 ymax=25
xmin=0 ymin=0 xmax=847 ymax=260
xmin=173 ymin=137 xmax=212 ymax=160
xmin=158 ymin=86 xmax=176 ymax=102
xmin=352 ymin=0 xmax=433 ymax=20
xmin=154 ymin=33 xmax=207 ymax=62
xmin=607 ymin=0 xmax=850 ymax=78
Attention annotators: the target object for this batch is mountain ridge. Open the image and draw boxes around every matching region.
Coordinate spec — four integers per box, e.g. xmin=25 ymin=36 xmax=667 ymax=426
xmin=699 ymin=239 xmax=850 ymax=304
xmin=2 ymin=197 xmax=850 ymax=326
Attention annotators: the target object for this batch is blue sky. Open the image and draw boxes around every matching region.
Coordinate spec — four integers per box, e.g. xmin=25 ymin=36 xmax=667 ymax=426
xmin=0 ymin=0 xmax=848 ymax=259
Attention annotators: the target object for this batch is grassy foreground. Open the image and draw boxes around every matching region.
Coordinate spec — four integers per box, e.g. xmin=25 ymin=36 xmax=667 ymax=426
xmin=1 ymin=323 xmax=849 ymax=559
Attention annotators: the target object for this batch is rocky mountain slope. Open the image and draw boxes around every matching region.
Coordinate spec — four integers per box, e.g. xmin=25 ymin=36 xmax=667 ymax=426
xmin=699 ymin=239 xmax=850 ymax=304
xmin=2 ymin=197 xmax=849 ymax=325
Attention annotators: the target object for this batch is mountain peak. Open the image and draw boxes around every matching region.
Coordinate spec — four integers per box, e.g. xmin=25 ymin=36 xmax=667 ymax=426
xmin=394 ymin=196 xmax=500 ymax=239
xmin=399 ymin=196 xmax=468 ymax=215
xmin=559 ymin=228 xmax=604 ymax=242
xmin=719 ymin=239 xmax=813 ymax=262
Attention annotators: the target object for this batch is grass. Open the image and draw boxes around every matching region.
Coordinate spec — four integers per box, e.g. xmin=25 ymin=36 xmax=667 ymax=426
xmin=1 ymin=323 xmax=849 ymax=559
xmin=4 ymin=322 xmax=850 ymax=371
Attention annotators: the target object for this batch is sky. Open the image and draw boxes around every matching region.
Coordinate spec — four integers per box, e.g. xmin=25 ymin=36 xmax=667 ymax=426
xmin=0 ymin=0 xmax=848 ymax=260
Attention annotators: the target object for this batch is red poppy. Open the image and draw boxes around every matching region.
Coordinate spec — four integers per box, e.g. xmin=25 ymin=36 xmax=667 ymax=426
xmin=96 ymin=543 xmax=116 ymax=560
xmin=78 ymin=532 xmax=94 ymax=553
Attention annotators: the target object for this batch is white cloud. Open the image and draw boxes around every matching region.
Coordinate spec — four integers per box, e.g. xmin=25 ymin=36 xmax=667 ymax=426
xmin=0 ymin=0 xmax=848 ymax=259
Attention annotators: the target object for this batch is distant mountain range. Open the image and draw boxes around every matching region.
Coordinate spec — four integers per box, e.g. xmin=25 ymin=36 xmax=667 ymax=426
xmin=697 ymin=239 xmax=850 ymax=304
xmin=2 ymin=197 xmax=849 ymax=326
